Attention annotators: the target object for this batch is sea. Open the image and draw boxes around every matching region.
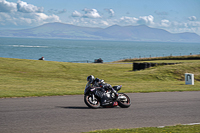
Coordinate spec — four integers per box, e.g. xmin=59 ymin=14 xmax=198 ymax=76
xmin=0 ymin=37 xmax=200 ymax=63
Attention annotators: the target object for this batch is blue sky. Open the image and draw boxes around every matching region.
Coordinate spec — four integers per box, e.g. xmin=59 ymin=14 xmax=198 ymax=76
xmin=1 ymin=0 xmax=200 ymax=35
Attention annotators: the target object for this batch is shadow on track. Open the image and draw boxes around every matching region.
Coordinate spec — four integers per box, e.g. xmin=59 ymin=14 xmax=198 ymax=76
xmin=56 ymin=106 xmax=89 ymax=109
xmin=55 ymin=106 xmax=118 ymax=109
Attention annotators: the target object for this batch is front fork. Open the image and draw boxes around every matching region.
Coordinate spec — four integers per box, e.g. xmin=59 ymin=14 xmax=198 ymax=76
xmin=92 ymin=93 xmax=95 ymax=101
xmin=111 ymin=88 xmax=118 ymax=99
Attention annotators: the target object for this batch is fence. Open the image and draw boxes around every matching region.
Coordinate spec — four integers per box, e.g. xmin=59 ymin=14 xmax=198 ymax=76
xmin=68 ymin=53 xmax=200 ymax=63
xmin=69 ymin=60 xmax=93 ymax=63
xmin=120 ymin=52 xmax=200 ymax=60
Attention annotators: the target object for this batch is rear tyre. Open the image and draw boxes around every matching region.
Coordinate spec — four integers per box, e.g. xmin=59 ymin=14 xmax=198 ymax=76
xmin=84 ymin=94 xmax=100 ymax=109
xmin=117 ymin=93 xmax=131 ymax=108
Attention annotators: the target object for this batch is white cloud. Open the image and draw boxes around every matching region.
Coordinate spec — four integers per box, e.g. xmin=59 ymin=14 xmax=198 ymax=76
xmin=187 ymin=21 xmax=200 ymax=27
xmin=155 ymin=19 xmax=200 ymax=35
xmin=0 ymin=12 xmax=60 ymax=27
xmin=118 ymin=15 xmax=200 ymax=35
xmin=71 ymin=8 xmax=101 ymax=18
xmin=68 ymin=17 xmax=112 ymax=28
xmin=48 ymin=9 xmax=66 ymax=15
xmin=0 ymin=1 xmax=200 ymax=36
xmin=160 ymin=19 xmax=170 ymax=27
xmin=120 ymin=16 xmax=138 ymax=24
xmin=70 ymin=12 xmax=200 ymax=35
xmin=101 ymin=20 xmax=109 ymax=26
xmin=138 ymin=15 xmax=154 ymax=25
xmin=82 ymin=8 xmax=101 ymax=18
xmin=72 ymin=10 xmax=82 ymax=17
xmin=105 ymin=8 xmax=114 ymax=17
xmin=17 ymin=0 xmax=43 ymax=13
xmin=0 ymin=0 xmax=60 ymax=28
xmin=34 ymin=13 xmax=60 ymax=22
xmin=188 ymin=16 xmax=197 ymax=21
xmin=120 ymin=15 xmax=154 ymax=25
xmin=69 ymin=15 xmax=156 ymax=29
xmin=71 ymin=8 xmax=101 ymax=19
xmin=0 ymin=0 xmax=17 ymax=12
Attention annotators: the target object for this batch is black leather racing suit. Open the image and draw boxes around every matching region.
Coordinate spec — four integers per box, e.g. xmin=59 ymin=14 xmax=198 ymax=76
xmin=92 ymin=78 xmax=118 ymax=105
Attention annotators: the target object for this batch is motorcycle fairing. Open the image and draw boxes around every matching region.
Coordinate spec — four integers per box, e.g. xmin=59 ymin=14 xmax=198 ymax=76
xmin=113 ymin=85 xmax=122 ymax=91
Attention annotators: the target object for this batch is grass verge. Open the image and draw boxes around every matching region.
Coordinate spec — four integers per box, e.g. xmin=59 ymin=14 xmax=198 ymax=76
xmin=85 ymin=124 xmax=200 ymax=133
xmin=0 ymin=57 xmax=200 ymax=98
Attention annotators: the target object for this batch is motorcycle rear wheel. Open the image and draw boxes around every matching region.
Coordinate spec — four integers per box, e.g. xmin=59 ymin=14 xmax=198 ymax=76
xmin=84 ymin=94 xmax=100 ymax=109
xmin=117 ymin=93 xmax=131 ymax=108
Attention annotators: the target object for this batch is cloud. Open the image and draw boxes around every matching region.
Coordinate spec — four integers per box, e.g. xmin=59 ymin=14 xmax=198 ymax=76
xmin=82 ymin=8 xmax=101 ymax=18
xmin=72 ymin=8 xmax=101 ymax=18
xmin=118 ymin=15 xmax=200 ymax=35
xmin=156 ymin=19 xmax=200 ymax=35
xmin=120 ymin=16 xmax=138 ymax=24
xmin=104 ymin=8 xmax=114 ymax=17
xmin=188 ymin=16 xmax=197 ymax=21
xmin=72 ymin=10 xmax=82 ymax=17
xmin=69 ymin=14 xmax=155 ymax=29
xmin=17 ymin=0 xmax=43 ymax=13
xmin=101 ymin=20 xmax=109 ymax=26
xmin=0 ymin=0 xmax=60 ymax=29
xmin=187 ymin=21 xmax=200 ymax=27
xmin=0 ymin=0 xmax=17 ymax=12
xmin=68 ymin=17 xmax=113 ymax=28
xmin=34 ymin=13 xmax=60 ymax=22
xmin=159 ymin=19 xmax=171 ymax=27
xmin=170 ymin=21 xmax=200 ymax=34
xmin=0 ymin=1 xmax=200 ymax=36
xmin=120 ymin=15 xmax=154 ymax=25
xmin=138 ymin=15 xmax=154 ymax=25
xmin=48 ymin=9 xmax=66 ymax=14
xmin=0 ymin=12 xmax=60 ymax=27
xmin=159 ymin=19 xmax=200 ymax=29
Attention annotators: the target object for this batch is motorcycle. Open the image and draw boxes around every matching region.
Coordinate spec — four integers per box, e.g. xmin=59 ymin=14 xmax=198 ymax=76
xmin=84 ymin=84 xmax=131 ymax=109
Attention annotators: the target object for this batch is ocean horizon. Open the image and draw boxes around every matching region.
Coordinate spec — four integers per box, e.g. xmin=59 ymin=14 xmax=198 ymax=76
xmin=1 ymin=37 xmax=200 ymax=63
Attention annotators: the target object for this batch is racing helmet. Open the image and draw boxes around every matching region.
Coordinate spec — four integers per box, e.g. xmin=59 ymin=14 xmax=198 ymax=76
xmin=87 ymin=75 xmax=95 ymax=84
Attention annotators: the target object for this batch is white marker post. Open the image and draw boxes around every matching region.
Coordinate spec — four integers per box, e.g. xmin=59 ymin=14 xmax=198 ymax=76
xmin=185 ymin=73 xmax=194 ymax=85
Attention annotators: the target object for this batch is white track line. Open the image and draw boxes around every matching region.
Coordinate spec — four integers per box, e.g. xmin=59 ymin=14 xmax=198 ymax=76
xmin=157 ymin=123 xmax=200 ymax=128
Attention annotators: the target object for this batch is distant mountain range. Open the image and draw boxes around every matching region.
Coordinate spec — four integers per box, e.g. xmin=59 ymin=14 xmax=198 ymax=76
xmin=0 ymin=22 xmax=200 ymax=42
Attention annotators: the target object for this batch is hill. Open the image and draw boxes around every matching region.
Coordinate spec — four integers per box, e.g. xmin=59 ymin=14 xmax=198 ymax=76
xmin=0 ymin=22 xmax=200 ymax=42
xmin=93 ymin=24 xmax=200 ymax=42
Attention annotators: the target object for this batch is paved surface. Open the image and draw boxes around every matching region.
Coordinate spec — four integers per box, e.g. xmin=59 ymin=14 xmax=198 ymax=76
xmin=0 ymin=91 xmax=200 ymax=133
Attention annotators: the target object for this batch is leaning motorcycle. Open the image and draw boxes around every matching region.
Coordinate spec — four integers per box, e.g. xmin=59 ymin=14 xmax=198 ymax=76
xmin=84 ymin=84 xmax=131 ymax=109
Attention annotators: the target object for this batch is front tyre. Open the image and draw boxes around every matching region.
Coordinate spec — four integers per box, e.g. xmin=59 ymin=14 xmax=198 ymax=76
xmin=117 ymin=93 xmax=131 ymax=108
xmin=84 ymin=94 xmax=100 ymax=109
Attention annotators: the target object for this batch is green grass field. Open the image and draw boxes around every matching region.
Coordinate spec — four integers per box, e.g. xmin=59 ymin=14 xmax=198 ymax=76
xmin=0 ymin=57 xmax=200 ymax=98
xmin=1 ymin=57 xmax=200 ymax=132
xmin=86 ymin=124 xmax=200 ymax=133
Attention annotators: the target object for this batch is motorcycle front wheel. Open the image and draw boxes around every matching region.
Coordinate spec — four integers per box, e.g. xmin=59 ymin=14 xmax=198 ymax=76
xmin=117 ymin=93 xmax=131 ymax=108
xmin=84 ymin=94 xmax=100 ymax=109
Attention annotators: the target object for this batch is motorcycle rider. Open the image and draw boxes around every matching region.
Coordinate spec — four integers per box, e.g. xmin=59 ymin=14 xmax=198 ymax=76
xmin=86 ymin=75 xmax=118 ymax=105
xmin=86 ymin=75 xmax=104 ymax=88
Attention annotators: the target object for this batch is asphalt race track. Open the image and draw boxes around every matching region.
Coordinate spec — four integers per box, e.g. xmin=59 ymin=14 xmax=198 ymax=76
xmin=1 ymin=91 xmax=200 ymax=133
